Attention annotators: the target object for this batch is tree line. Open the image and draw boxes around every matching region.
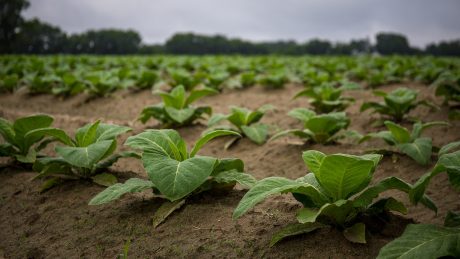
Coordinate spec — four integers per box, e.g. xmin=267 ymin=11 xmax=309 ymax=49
xmin=1 ymin=0 xmax=459 ymax=56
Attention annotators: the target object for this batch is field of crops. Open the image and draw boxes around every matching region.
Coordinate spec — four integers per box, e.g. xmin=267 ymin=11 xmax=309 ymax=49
xmin=1 ymin=55 xmax=460 ymax=258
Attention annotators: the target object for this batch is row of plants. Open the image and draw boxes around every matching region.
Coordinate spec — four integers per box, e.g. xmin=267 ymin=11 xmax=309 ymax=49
xmin=1 ymin=112 xmax=459 ymax=257
xmin=1 ymin=56 xmax=460 ymax=99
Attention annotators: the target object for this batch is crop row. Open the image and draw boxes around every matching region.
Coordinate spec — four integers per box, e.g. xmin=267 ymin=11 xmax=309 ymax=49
xmin=1 ymin=81 xmax=459 ymax=257
xmin=1 ymin=56 xmax=459 ymax=100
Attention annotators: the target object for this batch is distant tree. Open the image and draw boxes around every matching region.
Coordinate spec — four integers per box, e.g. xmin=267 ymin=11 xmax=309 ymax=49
xmin=138 ymin=44 xmax=165 ymax=54
xmin=375 ymin=32 xmax=412 ymax=55
xmin=302 ymin=39 xmax=332 ymax=55
xmin=13 ymin=18 xmax=67 ymax=54
xmin=426 ymin=40 xmax=460 ymax=56
xmin=0 ymin=0 xmax=30 ymax=53
xmin=66 ymin=29 xmax=141 ymax=54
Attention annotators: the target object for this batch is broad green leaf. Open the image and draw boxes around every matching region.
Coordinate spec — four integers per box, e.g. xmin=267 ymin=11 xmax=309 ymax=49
xmin=302 ymin=150 xmax=326 ymax=175
xmin=317 ymin=154 xmax=377 ymax=200
xmin=165 ymin=107 xmax=195 ymax=124
xmin=143 ymin=154 xmax=216 ymax=201
xmin=94 ymin=124 xmax=131 ymax=142
xmin=91 ymin=173 xmax=117 ymax=187
xmin=343 ymin=223 xmax=366 ymax=244
xmin=207 ymin=113 xmax=229 ymax=127
xmin=152 ymin=199 xmax=186 ymax=228
xmin=287 ymin=108 xmax=316 ymax=122
xmin=0 ymin=117 xmax=15 ymax=144
xmin=384 ymin=121 xmax=411 ymax=143
xmin=439 ymin=141 xmax=460 ymax=156
xmin=185 ymin=87 xmax=218 ymax=106
xmin=56 ymin=140 xmax=114 ymax=169
xmin=398 ymin=137 xmax=432 ymax=165
xmin=269 ymin=222 xmax=326 ymax=247
xmin=75 ymin=120 xmax=101 ymax=147
xmin=190 ymin=130 xmax=240 ymax=157
xmin=139 ymin=104 xmax=165 ymax=124
xmin=213 ymin=170 xmax=257 ymax=188
xmin=241 ymin=124 xmax=268 ymax=145
xmin=125 ymin=130 xmax=185 ymax=161
xmin=13 ymin=114 xmax=54 ymax=152
xmin=25 ymin=128 xmax=75 ymax=146
xmin=212 ymin=158 xmax=245 ymax=174
xmin=233 ymin=177 xmax=327 ymax=219
xmin=15 ymin=149 xmax=36 ymax=163
xmin=89 ymin=178 xmax=155 ymax=205
xmin=13 ymin=114 xmax=53 ymax=138
xmin=376 ymin=224 xmax=460 ymax=259
xmin=411 ymin=121 xmax=450 ymax=140
xmin=296 ymin=200 xmax=354 ymax=225
xmin=96 ymin=150 xmax=141 ymax=169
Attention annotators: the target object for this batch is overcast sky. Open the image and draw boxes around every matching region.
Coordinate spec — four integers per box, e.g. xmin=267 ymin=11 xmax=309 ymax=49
xmin=23 ymin=0 xmax=460 ymax=47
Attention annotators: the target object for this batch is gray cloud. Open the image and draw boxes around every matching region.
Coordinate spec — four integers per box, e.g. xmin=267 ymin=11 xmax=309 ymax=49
xmin=24 ymin=0 xmax=460 ymax=47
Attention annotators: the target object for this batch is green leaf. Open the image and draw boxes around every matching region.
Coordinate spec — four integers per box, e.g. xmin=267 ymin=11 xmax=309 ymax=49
xmin=185 ymin=87 xmax=218 ymax=106
xmin=316 ymin=154 xmax=378 ymax=200
xmin=398 ymin=137 xmax=432 ymax=165
xmin=233 ymin=177 xmax=327 ymax=219
xmin=25 ymin=127 xmax=75 ymax=146
xmin=75 ymin=120 xmax=101 ymax=147
xmin=143 ymin=154 xmax=216 ymax=201
xmin=376 ymin=224 xmax=460 ymax=259
xmin=152 ymin=199 xmax=186 ymax=228
xmin=165 ymin=107 xmax=195 ymax=124
xmin=439 ymin=141 xmax=460 ymax=156
xmin=269 ymin=222 xmax=326 ymax=247
xmin=384 ymin=121 xmax=411 ymax=143
xmin=93 ymin=124 xmax=131 ymax=142
xmin=296 ymin=200 xmax=354 ymax=225
xmin=302 ymin=150 xmax=326 ymax=175
xmin=56 ymin=140 xmax=114 ymax=169
xmin=287 ymin=108 xmax=316 ymax=122
xmin=0 ymin=117 xmax=15 ymax=144
xmin=91 ymin=173 xmax=117 ymax=187
xmin=212 ymin=158 xmax=245 ymax=175
xmin=207 ymin=113 xmax=228 ymax=127
xmin=343 ymin=223 xmax=366 ymax=244
xmin=213 ymin=170 xmax=257 ymax=188
xmin=125 ymin=130 xmax=186 ymax=161
xmin=190 ymin=130 xmax=240 ymax=157
xmin=411 ymin=121 xmax=450 ymax=140
xmin=241 ymin=124 xmax=269 ymax=145
xmin=89 ymin=178 xmax=155 ymax=205
xmin=269 ymin=129 xmax=312 ymax=142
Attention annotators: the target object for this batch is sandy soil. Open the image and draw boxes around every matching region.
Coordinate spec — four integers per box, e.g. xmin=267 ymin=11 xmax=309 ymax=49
xmin=0 ymin=83 xmax=459 ymax=258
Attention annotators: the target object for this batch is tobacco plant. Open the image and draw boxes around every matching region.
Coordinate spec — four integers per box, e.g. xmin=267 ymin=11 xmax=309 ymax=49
xmin=360 ymin=87 xmax=437 ymax=121
xmin=26 ymin=120 xmax=134 ymax=191
xmin=360 ymin=121 xmax=449 ymax=165
xmin=139 ymin=85 xmax=217 ymax=127
xmin=207 ymin=105 xmax=273 ymax=146
xmin=270 ymin=108 xmax=350 ymax=144
xmin=233 ymin=150 xmax=435 ymax=246
xmin=89 ymin=129 xmax=256 ymax=227
xmin=0 ymin=114 xmax=54 ymax=163
xmin=294 ymin=81 xmax=360 ymax=113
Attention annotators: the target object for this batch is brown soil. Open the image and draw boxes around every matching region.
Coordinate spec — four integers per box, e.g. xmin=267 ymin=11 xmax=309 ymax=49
xmin=0 ymin=83 xmax=459 ymax=258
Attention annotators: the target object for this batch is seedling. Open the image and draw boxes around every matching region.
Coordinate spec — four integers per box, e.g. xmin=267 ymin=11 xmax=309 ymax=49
xmin=89 ymin=129 xmax=256 ymax=228
xmin=270 ymin=108 xmax=350 ymax=144
xmin=208 ymin=105 xmax=274 ymax=147
xmin=233 ymin=150 xmax=435 ymax=246
xmin=360 ymin=120 xmax=449 ymax=165
xmin=294 ymin=81 xmax=360 ymax=113
xmin=360 ymin=87 xmax=437 ymax=121
xmin=26 ymin=120 xmax=134 ymax=191
xmin=139 ymin=85 xmax=217 ymax=127
xmin=0 ymin=114 xmax=54 ymax=163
